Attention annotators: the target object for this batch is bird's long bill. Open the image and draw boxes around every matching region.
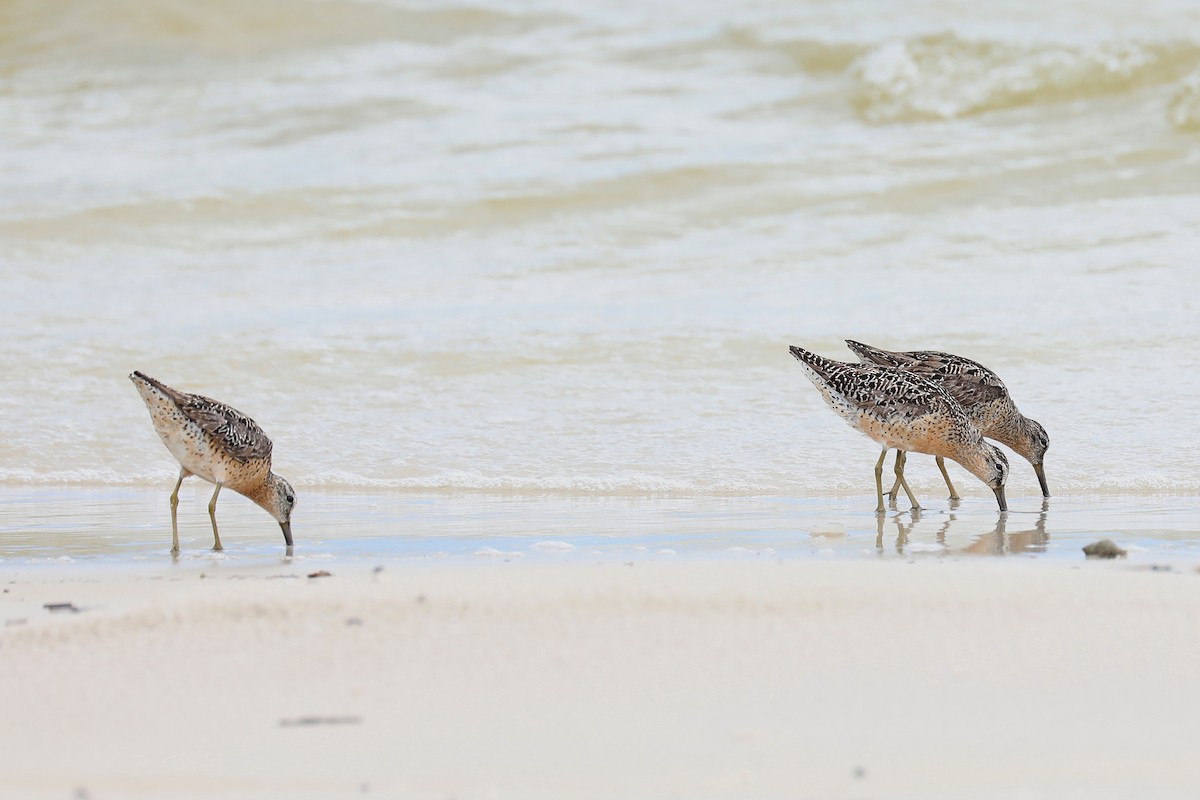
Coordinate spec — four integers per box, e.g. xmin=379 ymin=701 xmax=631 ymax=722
xmin=280 ymin=521 xmax=294 ymax=547
xmin=1034 ymin=463 xmax=1050 ymax=498
xmin=993 ymin=486 xmax=1008 ymax=512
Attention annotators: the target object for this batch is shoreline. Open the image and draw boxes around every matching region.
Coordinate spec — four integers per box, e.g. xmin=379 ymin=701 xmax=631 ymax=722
xmin=2 ymin=486 xmax=1199 ymax=565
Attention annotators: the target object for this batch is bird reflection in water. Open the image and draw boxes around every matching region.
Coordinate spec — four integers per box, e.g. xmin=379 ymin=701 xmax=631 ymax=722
xmin=876 ymin=499 xmax=1050 ymax=556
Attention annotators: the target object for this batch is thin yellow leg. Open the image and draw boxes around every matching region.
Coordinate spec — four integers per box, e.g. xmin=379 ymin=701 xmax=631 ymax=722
xmin=886 ymin=451 xmax=903 ymax=504
xmin=936 ymin=456 xmax=960 ymax=501
xmin=894 ymin=452 xmax=922 ymax=511
xmin=168 ymin=469 xmax=186 ymax=555
xmin=874 ymin=448 xmax=888 ymax=513
xmin=207 ymin=483 xmax=224 ymax=552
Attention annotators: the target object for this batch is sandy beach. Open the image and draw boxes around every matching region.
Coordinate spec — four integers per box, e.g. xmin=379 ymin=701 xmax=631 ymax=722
xmin=3 ymin=557 xmax=1198 ymax=799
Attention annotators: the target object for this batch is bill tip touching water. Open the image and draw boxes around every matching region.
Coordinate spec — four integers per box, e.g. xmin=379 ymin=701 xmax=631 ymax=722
xmin=788 ymin=344 xmax=1010 ymax=512
xmin=129 ymin=371 xmax=295 ymax=555
xmin=844 ymin=339 xmax=1050 ymax=499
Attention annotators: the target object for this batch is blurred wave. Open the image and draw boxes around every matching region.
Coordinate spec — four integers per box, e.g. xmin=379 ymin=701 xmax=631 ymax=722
xmin=848 ymin=34 xmax=1200 ymax=123
xmin=0 ymin=0 xmax=564 ymax=69
xmin=1169 ymin=71 xmax=1200 ymax=130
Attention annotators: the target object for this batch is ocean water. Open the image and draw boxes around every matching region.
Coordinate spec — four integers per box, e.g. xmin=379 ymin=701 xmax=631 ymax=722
xmin=2 ymin=0 xmax=1199 ymax=519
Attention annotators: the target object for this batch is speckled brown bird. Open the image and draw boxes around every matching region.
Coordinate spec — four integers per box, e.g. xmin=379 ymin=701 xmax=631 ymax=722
xmin=130 ymin=371 xmax=296 ymax=554
xmin=844 ymin=340 xmax=1050 ymax=501
xmin=788 ymin=346 xmax=1009 ymax=512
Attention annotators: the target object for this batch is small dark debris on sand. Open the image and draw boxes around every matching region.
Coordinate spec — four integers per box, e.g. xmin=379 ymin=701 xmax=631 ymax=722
xmin=1083 ymin=540 xmax=1127 ymax=559
xmin=43 ymin=602 xmax=80 ymax=613
xmin=279 ymin=715 xmax=361 ymax=727
xmin=308 ymin=570 xmax=332 ymax=579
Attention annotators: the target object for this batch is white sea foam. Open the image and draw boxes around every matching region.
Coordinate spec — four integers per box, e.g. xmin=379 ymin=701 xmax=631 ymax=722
xmin=851 ymin=34 xmax=1200 ymax=123
xmin=1169 ymin=71 xmax=1200 ymax=130
xmin=530 ymin=541 xmax=575 ymax=553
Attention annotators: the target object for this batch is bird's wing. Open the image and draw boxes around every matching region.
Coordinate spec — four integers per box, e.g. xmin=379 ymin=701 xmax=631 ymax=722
xmin=843 ymin=340 xmax=918 ymax=369
xmin=793 ymin=347 xmax=962 ymax=423
xmin=177 ymin=394 xmax=274 ymax=462
xmin=899 ymin=351 xmax=1009 ymax=406
xmin=836 ymin=364 xmax=963 ymax=423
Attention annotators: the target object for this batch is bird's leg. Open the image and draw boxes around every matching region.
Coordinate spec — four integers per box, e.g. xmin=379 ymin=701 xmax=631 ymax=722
xmin=169 ymin=469 xmax=186 ymax=555
xmin=874 ymin=448 xmax=888 ymax=514
xmin=207 ymin=483 xmax=224 ymax=552
xmin=935 ymin=456 xmax=960 ymax=501
xmin=894 ymin=451 xmax=922 ymax=511
xmin=886 ymin=451 xmax=906 ymax=507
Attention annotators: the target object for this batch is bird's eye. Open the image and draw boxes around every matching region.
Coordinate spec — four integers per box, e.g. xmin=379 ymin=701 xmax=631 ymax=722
xmin=286 ymin=494 xmax=294 ymax=503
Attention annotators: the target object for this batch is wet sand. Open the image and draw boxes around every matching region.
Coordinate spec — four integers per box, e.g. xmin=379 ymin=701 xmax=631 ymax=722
xmin=4 ymin=487 xmax=1200 ymax=564
xmin=2 ymin=558 xmax=1199 ymax=799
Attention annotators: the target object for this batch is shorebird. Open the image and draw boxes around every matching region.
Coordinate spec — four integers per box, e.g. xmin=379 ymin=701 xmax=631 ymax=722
xmin=129 ymin=371 xmax=296 ymax=554
xmin=788 ymin=346 xmax=1009 ymax=512
xmin=844 ymin=340 xmax=1049 ymax=501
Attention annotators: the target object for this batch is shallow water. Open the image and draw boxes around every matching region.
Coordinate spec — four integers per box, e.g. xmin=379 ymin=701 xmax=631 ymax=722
xmin=1 ymin=488 xmax=1196 ymax=567
xmin=1 ymin=0 xmax=1199 ymax=507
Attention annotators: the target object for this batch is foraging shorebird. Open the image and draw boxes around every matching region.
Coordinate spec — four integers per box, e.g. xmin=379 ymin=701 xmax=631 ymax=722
xmin=129 ymin=371 xmax=296 ymax=554
xmin=788 ymin=346 xmax=1009 ymax=512
xmin=844 ymin=340 xmax=1049 ymax=500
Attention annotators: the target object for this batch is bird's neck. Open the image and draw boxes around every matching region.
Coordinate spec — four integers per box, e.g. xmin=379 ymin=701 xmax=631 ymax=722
xmin=240 ymin=474 xmax=277 ymax=516
xmin=988 ymin=413 xmax=1033 ymax=456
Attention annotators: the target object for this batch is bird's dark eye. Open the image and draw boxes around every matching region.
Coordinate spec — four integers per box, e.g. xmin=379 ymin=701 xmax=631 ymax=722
xmin=286 ymin=494 xmax=294 ymax=503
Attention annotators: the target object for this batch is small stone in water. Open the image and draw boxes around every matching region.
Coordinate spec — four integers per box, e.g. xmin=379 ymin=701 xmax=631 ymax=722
xmin=1082 ymin=540 xmax=1126 ymax=559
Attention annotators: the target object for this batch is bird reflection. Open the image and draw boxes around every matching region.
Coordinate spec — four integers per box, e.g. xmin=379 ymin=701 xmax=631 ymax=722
xmin=876 ymin=499 xmax=1049 ymax=556
xmin=876 ymin=508 xmax=918 ymax=554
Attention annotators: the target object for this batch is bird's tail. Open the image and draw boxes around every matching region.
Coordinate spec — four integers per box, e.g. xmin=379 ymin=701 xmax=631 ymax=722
xmin=129 ymin=371 xmax=185 ymax=404
xmin=788 ymin=345 xmax=839 ymax=378
xmin=844 ymin=339 xmax=908 ymax=368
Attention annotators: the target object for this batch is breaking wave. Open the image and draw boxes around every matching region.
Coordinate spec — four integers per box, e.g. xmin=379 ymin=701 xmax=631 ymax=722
xmin=1168 ymin=71 xmax=1200 ymax=130
xmin=1 ymin=467 xmax=1196 ymax=496
xmin=847 ymin=33 xmax=1200 ymax=123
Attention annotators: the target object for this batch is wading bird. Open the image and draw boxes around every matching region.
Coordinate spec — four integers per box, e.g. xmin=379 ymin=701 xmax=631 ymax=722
xmin=788 ymin=346 xmax=1009 ymax=512
xmin=130 ymin=371 xmax=295 ymax=554
xmin=844 ymin=340 xmax=1049 ymax=502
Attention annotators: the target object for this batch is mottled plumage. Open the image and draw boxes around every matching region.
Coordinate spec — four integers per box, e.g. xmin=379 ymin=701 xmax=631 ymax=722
xmin=788 ymin=346 xmax=1009 ymax=511
xmin=844 ymin=340 xmax=1049 ymax=498
xmin=175 ymin=393 xmax=274 ymax=464
xmin=130 ymin=371 xmax=295 ymax=553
